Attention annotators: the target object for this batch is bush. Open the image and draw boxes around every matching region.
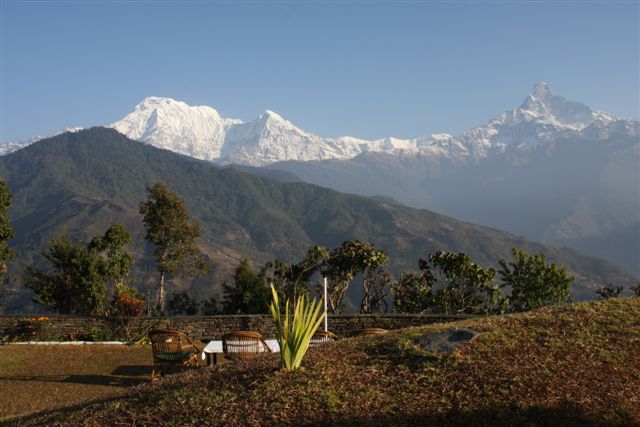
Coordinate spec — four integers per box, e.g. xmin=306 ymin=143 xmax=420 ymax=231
xmin=269 ymin=284 xmax=324 ymax=371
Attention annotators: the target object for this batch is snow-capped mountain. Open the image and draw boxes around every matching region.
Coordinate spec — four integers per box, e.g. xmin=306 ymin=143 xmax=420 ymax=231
xmin=105 ymin=81 xmax=632 ymax=167
xmin=110 ymin=98 xmax=372 ymax=166
xmin=111 ymin=96 xmax=240 ymax=161
xmin=260 ymin=83 xmax=639 ymax=277
xmin=0 ymin=127 xmax=83 ymax=156
xmin=2 ymin=82 xmax=634 ymax=167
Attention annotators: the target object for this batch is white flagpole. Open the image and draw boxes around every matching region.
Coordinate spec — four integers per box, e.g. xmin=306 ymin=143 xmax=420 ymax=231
xmin=323 ymin=276 xmax=328 ymax=332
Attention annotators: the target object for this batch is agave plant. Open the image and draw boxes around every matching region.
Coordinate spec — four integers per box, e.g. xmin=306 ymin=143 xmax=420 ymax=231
xmin=269 ymin=284 xmax=325 ymax=371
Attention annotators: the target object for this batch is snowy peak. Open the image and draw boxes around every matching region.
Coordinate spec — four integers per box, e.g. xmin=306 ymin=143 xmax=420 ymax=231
xmin=110 ymin=96 xmax=241 ymax=160
xmin=518 ymin=81 xmax=602 ymax=128
xmin=529 ymin=81 xmax=552 ymax=102
xmin=2 ymin=83 xmax=634 ymax=165
xmin=258 ymin=109 xmax=284 ymax=122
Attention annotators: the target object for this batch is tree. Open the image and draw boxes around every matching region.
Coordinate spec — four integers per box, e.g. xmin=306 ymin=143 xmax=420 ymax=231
xmin=200 ymin=296 xmax=220 ymax=315
xmin=498 ymin=248 xmax=574 ymax=312
xmin=88 ymin=224 xmax=133 ymax=290
xmin=595 ymin=285 xmax=623 ymax=299
xmin=24 ymin=226 xmax=135 ymax=316
xmin=392 ymin=270 xmax=435 ymax=313
xmin=353 ymin=243 xmax=388 ymax=314
xmin=167 ymin=290 xmax=199 ymax=315
xmin=324 ymin=241 xmax=360 ymax=314
xmin=222 ymin=259 xmax=270 ymax=314
xmin=323 ymin=240 xmax=388 ymax=314
xmin=427 ymin=251 xmax=501 ymax=315
xmin=139 ymin=182 xmax=210 ymax=312
xmin=263 ymin=246 xmax=329 ymax=303
xmin=363 ymin=266 xmax=392 ymax=313
xmin=25 ymin=236 xmax=109 ymax=315
xmin=0 ymin=180 xmax=14 ymax=312
xmin=392 ymin=251 xmax=501 ymax=315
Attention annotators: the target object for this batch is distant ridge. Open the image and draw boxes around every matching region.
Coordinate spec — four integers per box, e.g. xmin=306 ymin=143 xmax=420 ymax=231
xmin=1 ymin=83 xmax=637 ymax=276
xmin=0 ymin=127 xmax=636 ymax=312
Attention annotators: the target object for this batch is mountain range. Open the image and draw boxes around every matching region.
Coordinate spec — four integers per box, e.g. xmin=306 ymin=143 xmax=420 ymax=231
xmin=1 ymin=82 xmax=638 ymax=276
xmin=0 ymin=128 xmax=636 ymax=312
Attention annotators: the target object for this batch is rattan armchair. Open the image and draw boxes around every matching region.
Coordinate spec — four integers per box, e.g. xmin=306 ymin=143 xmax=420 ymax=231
xmin=310 ymin=330 xmax=337 ymax=346
xmin=357 ymin=328 xmax=389 ymax=336
xmin=222 ymin=331 xmax=271 ymax=360
xmin=149 ymin=330 xmax=202 ymax=381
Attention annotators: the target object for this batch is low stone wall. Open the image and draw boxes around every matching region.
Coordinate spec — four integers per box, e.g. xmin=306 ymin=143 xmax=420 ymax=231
xmin=0 ymin=313 xmax=469 ymax=342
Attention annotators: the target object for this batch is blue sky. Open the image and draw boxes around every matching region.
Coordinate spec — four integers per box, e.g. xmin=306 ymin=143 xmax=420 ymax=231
xmin=1 ymin=1 xmax=638 ymax=142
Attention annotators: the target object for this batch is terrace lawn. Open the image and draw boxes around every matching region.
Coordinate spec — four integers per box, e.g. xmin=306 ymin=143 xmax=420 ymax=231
xmin=0 ymin=345 xmax=157 ymax=421
xmin=2 ymin=298 xmax=640 ymax=426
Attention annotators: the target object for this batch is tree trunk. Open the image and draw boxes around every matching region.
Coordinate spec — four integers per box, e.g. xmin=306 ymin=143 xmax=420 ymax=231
xmin=157 ymin=271 xmax=165 ymax=313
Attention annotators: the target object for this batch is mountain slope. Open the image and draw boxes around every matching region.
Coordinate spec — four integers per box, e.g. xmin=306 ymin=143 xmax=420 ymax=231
xmin=0 ymin=128 xmax=635 ymax=312
xmin=265 ymin=86 xmax=639 ymax=275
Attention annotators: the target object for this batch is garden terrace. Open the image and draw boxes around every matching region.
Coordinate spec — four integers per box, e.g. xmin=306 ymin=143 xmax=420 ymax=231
xmin=2 ymin=297 xmax=638 ymax=426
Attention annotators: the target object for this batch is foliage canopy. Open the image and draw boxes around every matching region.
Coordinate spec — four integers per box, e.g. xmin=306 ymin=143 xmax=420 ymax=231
xmin=498 ymin=248 xmax=574 ymax=312
xmin=139 ymin=182 xmax=210 ymax=312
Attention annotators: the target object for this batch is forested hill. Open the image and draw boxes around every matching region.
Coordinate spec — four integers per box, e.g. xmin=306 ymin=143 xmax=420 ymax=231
xmin=0 ymin=128 xmax=635 ymax=307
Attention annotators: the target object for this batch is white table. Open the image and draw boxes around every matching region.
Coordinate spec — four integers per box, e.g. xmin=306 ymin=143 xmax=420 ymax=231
xmin=202 ymin=339 xmax=280 ymax=365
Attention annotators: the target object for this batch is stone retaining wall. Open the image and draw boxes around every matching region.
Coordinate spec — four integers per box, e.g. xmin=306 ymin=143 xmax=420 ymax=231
xmin=0 ymin=313 xmax=469 ymax=342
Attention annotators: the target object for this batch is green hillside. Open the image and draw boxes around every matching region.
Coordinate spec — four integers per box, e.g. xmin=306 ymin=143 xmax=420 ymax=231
xmin=0 ymin=128 xmax=635 ymax=309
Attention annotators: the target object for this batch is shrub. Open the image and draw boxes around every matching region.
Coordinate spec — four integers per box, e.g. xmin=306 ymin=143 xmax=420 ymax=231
xmin=269 ymin=284 xmax=324 ymax=371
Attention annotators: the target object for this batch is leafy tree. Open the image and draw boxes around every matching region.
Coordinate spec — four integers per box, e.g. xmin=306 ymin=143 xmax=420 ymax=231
xmin=324 ymin=243 xmax=358 ymax=314
xmin=595 ymin=285 xmax=623 ymax=299
xmin=363 ymin=266 xmax=392 ymax=313
xmin=25 ymin=237 xmax=109 ymax=315
xmin=392 ymin=270 xmax=435 ymax=313
xmin=24 ymin=226 xmax=136 ymax=316
xmin=352 ymin=242 xmax=388 ymax=314
xmin=167 ymin=290 xmax=199 ymax=315
xmin=428 ymin=251 xmax=502 ymax=315
xmin=200 ymin=296 xmax=220 ymax=315
xmin=222 ymin=259 xmax=270 ymax=314
xmin=0 ymin=180 xmax=14 ymax=312
xmin=498 ymin=248 xmax=574 ymax=312
xmin=263 ymin=246 xmax=329 ymax=303
xmin=139 ymin=182 xmax=210 ymax=312
xmin=88 ymin=224 xmax=133 ymax=289
xmin=0 ymin=179 xmax=13 ymax=273
xmin=324 ymin=240 xmax=387 ymax=314
xmin=392 ymin=250 xmax=502 ymax=315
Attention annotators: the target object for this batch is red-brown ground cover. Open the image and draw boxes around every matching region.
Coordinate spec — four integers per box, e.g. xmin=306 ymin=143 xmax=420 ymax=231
xmin=4 ymin=297 xmax=640 ymax=426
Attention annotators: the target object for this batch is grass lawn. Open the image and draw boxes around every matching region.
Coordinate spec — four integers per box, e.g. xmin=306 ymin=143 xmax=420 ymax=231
xmin=0 ymin=345 xmax=156 ymax=421
xmin=3 ymin=298 xmax=640 ymax=426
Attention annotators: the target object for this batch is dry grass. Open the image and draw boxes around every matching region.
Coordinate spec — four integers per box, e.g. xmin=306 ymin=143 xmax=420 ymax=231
xmin=4 ymin=298 xmax=640 ymax=426
xmin=0 ymin=345 xmax=153 ymax=421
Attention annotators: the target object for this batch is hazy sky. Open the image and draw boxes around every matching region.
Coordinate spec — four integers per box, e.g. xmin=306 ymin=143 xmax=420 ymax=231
xmin=1 ymin=1 xmax=638 ymax=143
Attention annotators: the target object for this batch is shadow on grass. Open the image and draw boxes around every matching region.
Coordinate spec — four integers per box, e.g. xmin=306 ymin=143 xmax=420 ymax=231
xmin=0 ymin=365 xmax=154 ymax=387
xmin=318 ymin=405 xmax=633 ymax=427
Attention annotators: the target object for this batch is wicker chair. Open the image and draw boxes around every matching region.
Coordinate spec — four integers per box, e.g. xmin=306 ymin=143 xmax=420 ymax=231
xmin=357 ymin=328 xmax=389 ymax=336
xmin=310 ymin=330 xmax=337 ymax=346
xmin=222 ymin=331 xmax=272 ymax=360
xmin=149 ymin=330 xmax=202 ymax=381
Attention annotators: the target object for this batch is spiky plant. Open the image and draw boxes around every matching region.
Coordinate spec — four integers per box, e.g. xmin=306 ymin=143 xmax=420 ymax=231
xmin=269 ymin=284 xmax=325 ymax=371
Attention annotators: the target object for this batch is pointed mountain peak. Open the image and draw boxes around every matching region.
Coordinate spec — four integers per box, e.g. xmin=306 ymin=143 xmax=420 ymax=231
xmin=516 ymin=81 xmax=600 ymax=127
xmin=530 ymin=81 xmax=552 ymax=100
xmin=520 ymin=81 xmax=553 ymax=110
xmin=258 ymin=109 xmax=285 ymax=122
